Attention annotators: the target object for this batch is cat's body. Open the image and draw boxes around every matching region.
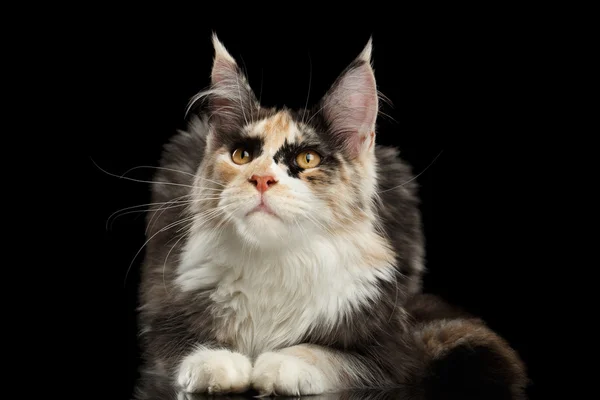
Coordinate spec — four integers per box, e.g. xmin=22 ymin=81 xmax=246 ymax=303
xmin=136 ymin=35 xmax=527 ymax=399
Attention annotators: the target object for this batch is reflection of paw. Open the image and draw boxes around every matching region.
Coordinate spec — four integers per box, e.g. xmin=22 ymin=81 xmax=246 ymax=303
xmin=176 ymin=392 xmax=249 ymax=400
xmin=176 ymin=348 xmax=252 ymax=393
xmin=251 ymin=352 xmax=326 ymax=396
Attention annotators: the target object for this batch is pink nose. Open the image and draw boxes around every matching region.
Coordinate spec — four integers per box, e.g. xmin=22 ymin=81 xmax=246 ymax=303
xmin=249 ymin=174 xmax=277 ymax=193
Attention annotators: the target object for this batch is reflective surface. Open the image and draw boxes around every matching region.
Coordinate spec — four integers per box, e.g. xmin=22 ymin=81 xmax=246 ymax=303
xmin=175 ymin=392 xmax=421 ymax=400
xmin=133 ymin=376 xmax=418 ymax=400
xmin=137 ymin=387 xmax=425 ymax=400
xmin=133 ymin=376 xmax=522 ymax=400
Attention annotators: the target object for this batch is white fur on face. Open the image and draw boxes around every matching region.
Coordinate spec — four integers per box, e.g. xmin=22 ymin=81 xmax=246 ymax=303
xmin=219 ymin=156 xmax=327 ymax=249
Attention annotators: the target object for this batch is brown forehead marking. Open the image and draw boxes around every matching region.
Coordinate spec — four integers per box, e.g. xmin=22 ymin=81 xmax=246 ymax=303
xmin=266 ymin=111 xmax=291 ymax=133
xmin=261 ymin=111 xmax=293 ymax=150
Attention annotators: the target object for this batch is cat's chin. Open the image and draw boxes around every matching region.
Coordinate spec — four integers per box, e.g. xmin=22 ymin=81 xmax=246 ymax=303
xmin=234 ymin=212 xmax=294 ymax=248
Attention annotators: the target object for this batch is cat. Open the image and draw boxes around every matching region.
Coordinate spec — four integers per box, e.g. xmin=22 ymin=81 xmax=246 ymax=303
xmin=135 ymin=34 xmax=528 ymax=399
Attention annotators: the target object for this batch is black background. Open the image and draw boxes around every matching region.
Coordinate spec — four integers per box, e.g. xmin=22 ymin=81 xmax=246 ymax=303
xmin=82 ymin=16 xmax=551 ymax=400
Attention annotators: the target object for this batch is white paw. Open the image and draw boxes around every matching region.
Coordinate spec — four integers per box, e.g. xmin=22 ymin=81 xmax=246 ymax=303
xmin=177 ymin=348 xmax=252 ymax=393
xmin=251 ymin=352 xmax=327 ymax=396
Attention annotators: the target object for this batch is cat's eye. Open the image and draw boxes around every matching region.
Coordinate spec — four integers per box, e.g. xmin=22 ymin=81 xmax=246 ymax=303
xmin=296 ymin=150 xmax=321 ymax=169
xmin=231 ymin=147 xmax=253 ymax=165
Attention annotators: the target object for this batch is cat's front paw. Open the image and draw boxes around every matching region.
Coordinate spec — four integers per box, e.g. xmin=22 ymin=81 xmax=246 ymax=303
xmin=251 ymin=352 xmax=327 ymax=396
xmin=177 ymin=348 xmax=252 ymax=394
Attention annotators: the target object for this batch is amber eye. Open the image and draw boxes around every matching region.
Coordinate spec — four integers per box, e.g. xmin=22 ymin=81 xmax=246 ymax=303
xmin=231 ymin=147 xmax=253 ymax=165
xmin=296 ymin=150 xmax=321 ymax=169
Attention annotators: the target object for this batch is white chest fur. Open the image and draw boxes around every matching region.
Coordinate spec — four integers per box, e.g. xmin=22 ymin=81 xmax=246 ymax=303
xmin=176 ymin=228 xmax=395 ymax=357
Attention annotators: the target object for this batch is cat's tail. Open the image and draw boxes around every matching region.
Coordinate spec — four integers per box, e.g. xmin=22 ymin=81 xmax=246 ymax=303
xmin=404 ymin=294 xmax=529 ymax=400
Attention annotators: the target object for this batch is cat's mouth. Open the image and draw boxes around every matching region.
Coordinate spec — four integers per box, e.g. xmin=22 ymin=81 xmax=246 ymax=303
xmin=246 ymin=199 xmax=277 ymax=217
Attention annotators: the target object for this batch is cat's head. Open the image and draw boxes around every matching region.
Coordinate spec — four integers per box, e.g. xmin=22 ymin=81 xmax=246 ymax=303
xmin=190 ymin=34 xmax=380 ymax=248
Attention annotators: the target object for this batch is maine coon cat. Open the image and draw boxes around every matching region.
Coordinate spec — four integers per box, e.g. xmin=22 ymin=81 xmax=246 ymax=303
xmin=136 ymin=34 xmax=527 ymax=399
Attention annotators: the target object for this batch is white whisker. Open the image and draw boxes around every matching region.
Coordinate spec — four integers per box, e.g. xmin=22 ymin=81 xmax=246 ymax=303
xmin=239 ymin=55 xmax=255 ymax=122
xmin=193 ymin=207 xmax=231 ymax=229
xmin=378 ymin=150 xmax=444 ymax=193
xmin=292 ymin=215 xmax=309 ymax=244
xmin=146 ymin=197 xmax=223 ymax=234
xmin=121 ymin=165 xmax=197 ymax=179
xmin=302 ymin=52 xmax=313 ymax=124
xmin=235 ymin=74 xmax=249 ymax=125
xmin=387 ymin=272 xmax=402 ymax=324
xmin=212 ymin=212 xmax=233 ymax=244
xmin=305 ymin=213 xmax=335 ymax=236
xmin=305 ymin=103 xmax=326 ymax=126
xmin=162 ymin=231 xmax=189 ymax=295
xmin=147 ymin=195 xmax=194 ymax=235
xmin=91 ymin=158 xmax=227 ymax=190
xmin=193 ymin=175 xmax=228 ymax=188
xmin=106 ymin=195 xmax=193 ymax=231
xmin=258 ymin=68 xmax=264 ymax=106
xmin=124 ymin=214 xmax=196 ymax=286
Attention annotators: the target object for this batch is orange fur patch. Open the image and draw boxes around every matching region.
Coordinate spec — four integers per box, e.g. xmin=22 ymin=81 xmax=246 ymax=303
xmin=260 ymin=111 xmax=294 ymax=150
xmin=281 ymin=345 xmax=319 ymax=365
xmin=362 ymin=238 xmax=395 ymax=268
xmin=214 ymin=158 xmax=239 ymax=184
xmin=264 ymin=111 xmax=290 ymax=134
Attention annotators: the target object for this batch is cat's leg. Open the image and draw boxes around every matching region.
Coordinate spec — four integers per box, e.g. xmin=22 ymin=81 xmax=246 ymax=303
xmin=176 ymin=345 xmax=252 ymax=394
xmin=251 ymin=344 xmax=377 ymax=396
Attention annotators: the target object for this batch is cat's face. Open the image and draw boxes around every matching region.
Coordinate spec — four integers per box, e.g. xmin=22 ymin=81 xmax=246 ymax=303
xmin=190 ymin=35 xmax=379 ymax=248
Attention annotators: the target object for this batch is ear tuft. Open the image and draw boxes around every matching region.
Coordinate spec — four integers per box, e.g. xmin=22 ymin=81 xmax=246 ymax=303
xmin=211 ymin=33 xmax=237 ymax=66
xmin=357 ymin=36 xmax=373 ymax=64
xmin=210 ymin=33 xmax=239 ymax=86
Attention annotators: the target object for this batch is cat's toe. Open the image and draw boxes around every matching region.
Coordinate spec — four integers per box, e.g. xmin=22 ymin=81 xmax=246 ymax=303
xmin=251 ymin=352 xmax=327 ymax=396
xmin=177 ymin=349 xmax=252 ymax=393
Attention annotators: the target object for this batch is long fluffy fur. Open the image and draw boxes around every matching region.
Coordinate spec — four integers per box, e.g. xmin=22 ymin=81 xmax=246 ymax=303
xmin=135 ymin=35 xmax=528 ymax=399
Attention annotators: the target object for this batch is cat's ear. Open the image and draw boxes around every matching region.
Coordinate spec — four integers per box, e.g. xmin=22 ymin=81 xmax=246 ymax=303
xmin=207 ymin=34 xmax=257 ymax=130
xmin=320 ymin=38 xmax=378 ymax=158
